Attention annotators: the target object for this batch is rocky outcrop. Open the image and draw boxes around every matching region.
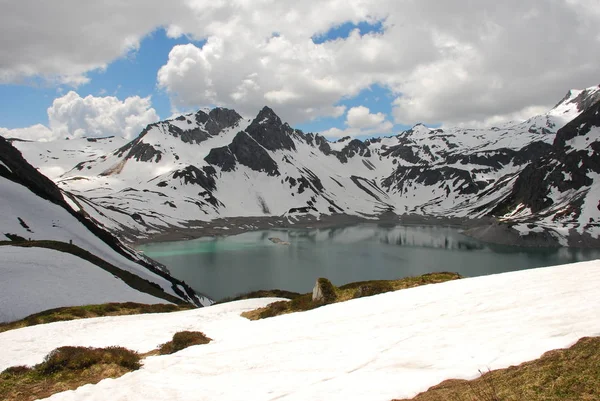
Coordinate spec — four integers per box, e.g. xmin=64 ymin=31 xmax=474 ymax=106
xmin=246 ymin=106 xmax=296 ymax=151
xmin=312 ymin=278 xmax=336 ymax=303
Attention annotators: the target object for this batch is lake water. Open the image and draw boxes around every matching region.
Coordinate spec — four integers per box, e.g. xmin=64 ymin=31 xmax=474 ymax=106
xmin=137 ymin=224 xmax=600 ymax=301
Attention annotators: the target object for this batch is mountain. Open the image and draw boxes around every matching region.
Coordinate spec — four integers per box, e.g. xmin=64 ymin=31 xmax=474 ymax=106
xmin=476 ymin=94 xmax=600 ymax=246
xmin=0 ymin=137 xmax=212 ymax=321
xmin=11 ymin=85 xmax=600 ymax=247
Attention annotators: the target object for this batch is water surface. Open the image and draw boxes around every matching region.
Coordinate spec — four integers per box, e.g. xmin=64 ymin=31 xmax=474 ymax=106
xmin=138 ymin=224 xmax=600 ymax=300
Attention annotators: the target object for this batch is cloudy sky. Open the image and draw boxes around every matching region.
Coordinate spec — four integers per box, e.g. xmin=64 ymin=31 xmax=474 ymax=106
xmin=1 ymin=0 xmax=599 ymax=141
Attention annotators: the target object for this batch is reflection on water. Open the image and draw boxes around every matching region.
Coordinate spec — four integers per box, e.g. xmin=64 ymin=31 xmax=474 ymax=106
xmin=138 ymin=224 xmax=600 ymax=301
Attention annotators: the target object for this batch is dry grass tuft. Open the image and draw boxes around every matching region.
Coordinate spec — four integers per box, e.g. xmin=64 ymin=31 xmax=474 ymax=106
xmin=393 ymin=336 xmax=600 ymax=401
xmin=0 ymin=346 xmax=141 ymax=401
xmin=158 ymin=331 xmax=212 ymax=355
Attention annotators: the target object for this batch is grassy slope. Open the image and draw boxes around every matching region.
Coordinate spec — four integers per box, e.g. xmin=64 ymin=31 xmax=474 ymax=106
xmin=241 ymin=272 xmax=462 ymax=320
xmin=0 ymin=302 xmax=193 ymax=334
xmin=395 ymin=336 xmax=600 ymax=401
xmin=0 ymin=240 xmax=190 ymax=306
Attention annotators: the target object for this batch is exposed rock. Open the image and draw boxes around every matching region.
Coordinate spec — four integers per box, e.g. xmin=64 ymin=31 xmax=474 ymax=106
xmin=312 ymin=278 xmax=336 ymax=303
xmin=229 ymin=132 xmax=280 ymax=176
xmin=246 ymin=106 xmax=296 ymax=151
xmin=268 ymin=237 xmax=290 ymax=245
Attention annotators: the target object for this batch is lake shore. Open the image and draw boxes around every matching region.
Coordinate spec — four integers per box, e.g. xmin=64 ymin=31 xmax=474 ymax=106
xmin=130 ymin=213 xmax=486 ymax=247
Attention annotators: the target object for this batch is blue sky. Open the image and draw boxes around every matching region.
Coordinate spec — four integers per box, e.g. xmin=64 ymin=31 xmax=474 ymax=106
xmin=0 ymin=30 xmax=202 ymax=129
xmin=0 ymin=21 xmax=409 ymax=139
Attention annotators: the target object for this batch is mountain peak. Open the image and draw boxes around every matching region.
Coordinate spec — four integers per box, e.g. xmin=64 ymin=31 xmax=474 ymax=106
xmin=255 ymin=106 xmax=283 ymax=125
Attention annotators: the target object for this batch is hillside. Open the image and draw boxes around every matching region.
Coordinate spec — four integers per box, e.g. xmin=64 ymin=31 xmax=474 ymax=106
xmin=1 ymin=260 xmax=598 ymax=400
xmin=0 ymin=137 xmax=212 ymax=322
xmin=13 ymin=85 xmax=600 ymax=246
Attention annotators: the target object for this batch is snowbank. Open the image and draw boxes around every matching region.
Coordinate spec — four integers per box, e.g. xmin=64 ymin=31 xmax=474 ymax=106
xmin=1 ymin=260 xmax=599 ymax=401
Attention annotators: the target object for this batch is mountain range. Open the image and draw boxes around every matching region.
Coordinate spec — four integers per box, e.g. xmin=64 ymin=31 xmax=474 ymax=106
xmin=9 ymin=85 xmax=600 ymax=248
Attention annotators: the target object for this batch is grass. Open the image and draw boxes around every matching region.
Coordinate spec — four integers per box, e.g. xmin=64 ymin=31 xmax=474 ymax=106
xmin=0 ymin=330 xmax=213 ymax=401
xmin=394 ymin=336 xmax=600 ymax=401
xmin=0 ymin=302 xmax=194 ymax=334
xmin=158 ymin=331 xmax=212 ymax=355
xmin=0 ymin=240 xmax=190 ymax=305
xmin=0 ymin=346 xmax=141 ymax=401
xmin=241 ymin=272 xmax=461 ymax=320
xmin=216 ymin=289 xmax=303 ymax=304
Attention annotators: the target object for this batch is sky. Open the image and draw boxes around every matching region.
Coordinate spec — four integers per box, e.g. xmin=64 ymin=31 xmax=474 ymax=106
xmin=0 ymin=0 xmax=599 ymax=142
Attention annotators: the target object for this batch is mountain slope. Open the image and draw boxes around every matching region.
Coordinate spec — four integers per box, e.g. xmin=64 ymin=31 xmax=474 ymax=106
xmin=487 ymin=96 xmax=600 ymax=246
xmin=12 ymin=85 xmax=600 ymax=246
xmin=0 ymin=137 xmax=212 ymax=320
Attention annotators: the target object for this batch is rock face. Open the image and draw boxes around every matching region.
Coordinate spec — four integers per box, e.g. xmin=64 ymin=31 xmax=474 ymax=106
xmin=490 ymin=97 xmax=600 ymax=241
xmin=246 ymin=106 xmax=296 ymax=151
xmin=312 ymin=278 xmax=336 ymax=303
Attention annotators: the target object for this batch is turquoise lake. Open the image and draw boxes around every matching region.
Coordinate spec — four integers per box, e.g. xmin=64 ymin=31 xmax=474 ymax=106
xmin=138 ymin=224 xmax=600 ymax=301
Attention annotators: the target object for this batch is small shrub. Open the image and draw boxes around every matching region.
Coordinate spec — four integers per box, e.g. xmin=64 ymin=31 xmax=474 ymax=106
xmin=1 ymin=365 xmax=31 ymax=376
xmin=38 ymin=346 xmax=140 ymax=375
xmin=159 ymin=331 xmax=211 ymax=355
xmin=258 ymin=301 xmax=289 ymax=319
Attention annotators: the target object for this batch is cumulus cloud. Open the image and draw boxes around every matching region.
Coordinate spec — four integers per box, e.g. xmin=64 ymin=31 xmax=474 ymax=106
xmin=3 ymin=0 xmax=600 ymax=126
xmin=0 ymin=124 xmax=54 ymax=142
xmin=0 ymin=92 xmax=159 ymax=141
xmin=320 ymin=106 xmax=393 ymax=138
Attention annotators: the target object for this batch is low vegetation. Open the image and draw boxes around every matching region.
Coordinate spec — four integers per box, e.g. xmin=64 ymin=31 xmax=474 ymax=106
xmin=394 ymin=336 xmax=600 ymax=401
xmin=241 ymin=272 xmax=461 ymax=320
xmin=158 ymin=331 xmax=212 ymax=355
xmin=0 ymin=346 xmax=141 ymax=401
xmin=0 ymin=302 xmax=194 ymax=334
xmin=1 ymin=330 xmax=213 ymax=401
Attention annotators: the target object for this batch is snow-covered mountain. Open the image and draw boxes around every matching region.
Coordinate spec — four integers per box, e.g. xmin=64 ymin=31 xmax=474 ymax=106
xmin=0 ymin=137 xmax=212 ymax=321
xmin=11 ymin=85 xmax=600 ymax=246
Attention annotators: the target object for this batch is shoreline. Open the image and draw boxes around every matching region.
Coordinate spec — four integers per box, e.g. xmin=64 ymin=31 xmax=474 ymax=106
xmin=126 ymin=212 xmax=600 ymax=249
xmin=129 ymin=213 xmax=487 ymax=247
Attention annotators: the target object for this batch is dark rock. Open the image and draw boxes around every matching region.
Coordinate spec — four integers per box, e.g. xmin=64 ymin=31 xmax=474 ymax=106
xmin=245 ymin=106 xmax=296 ymax=151
xmin=204 ymin=146 xmax=237 ymax=172
xmin=205 ymin=108 xmax=242 ymax=136
xmin=229 ymin=132 xmax=280 ymax=176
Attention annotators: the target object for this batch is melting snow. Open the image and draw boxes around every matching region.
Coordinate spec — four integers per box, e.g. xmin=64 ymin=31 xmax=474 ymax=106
xmin=1 ymin=260 xmax=599 ymax=400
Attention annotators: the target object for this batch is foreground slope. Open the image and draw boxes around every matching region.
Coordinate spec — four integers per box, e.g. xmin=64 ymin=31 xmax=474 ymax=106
xmin=1 ymin=260 xmax=598 ymax=400
xmin=0 ymin=136 xmax=212 ymax=317
xmin=15 ymin=86 xmax=600 ymax=245
xmin=0 ymin=246 xmax=165 ymax=322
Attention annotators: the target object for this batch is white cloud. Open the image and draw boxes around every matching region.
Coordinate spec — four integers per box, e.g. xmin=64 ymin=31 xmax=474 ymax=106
xmin=3 ymin=0 xmax=600 ymax=126
xmin=0 ymin=92 xmax=159 ymax=141
xmin=321 ymin=106 xmax=394 ymax=138
xmin=346 ymin=106 xmax=386 ymax=129
xmin=0 ymin=124 xmax=54 ymax=142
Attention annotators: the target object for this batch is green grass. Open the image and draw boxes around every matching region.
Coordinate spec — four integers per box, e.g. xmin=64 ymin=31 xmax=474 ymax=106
xmin=394 ymin=336 xmax=600 ymax=401
xmin=241 ymin=272 xmax=461 ymax=320
xmin=0 ymin=302 xmax=194 ymax=334
xmin=158 ymin=331 xmax=212 ymax=355
xmin=0 ymin=240 xmax=190 ymax=306
xmin=0 ymin=346 xmax=142 ymax=401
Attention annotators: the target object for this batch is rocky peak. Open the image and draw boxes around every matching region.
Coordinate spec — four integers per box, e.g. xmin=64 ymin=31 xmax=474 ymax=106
xmin=246 ymin=106 xmax=296 ymax=151
xmin=553 ymin=85 xmax=600 ymax=114
xmin=205 ymin=108 xmax=243 ymax=136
